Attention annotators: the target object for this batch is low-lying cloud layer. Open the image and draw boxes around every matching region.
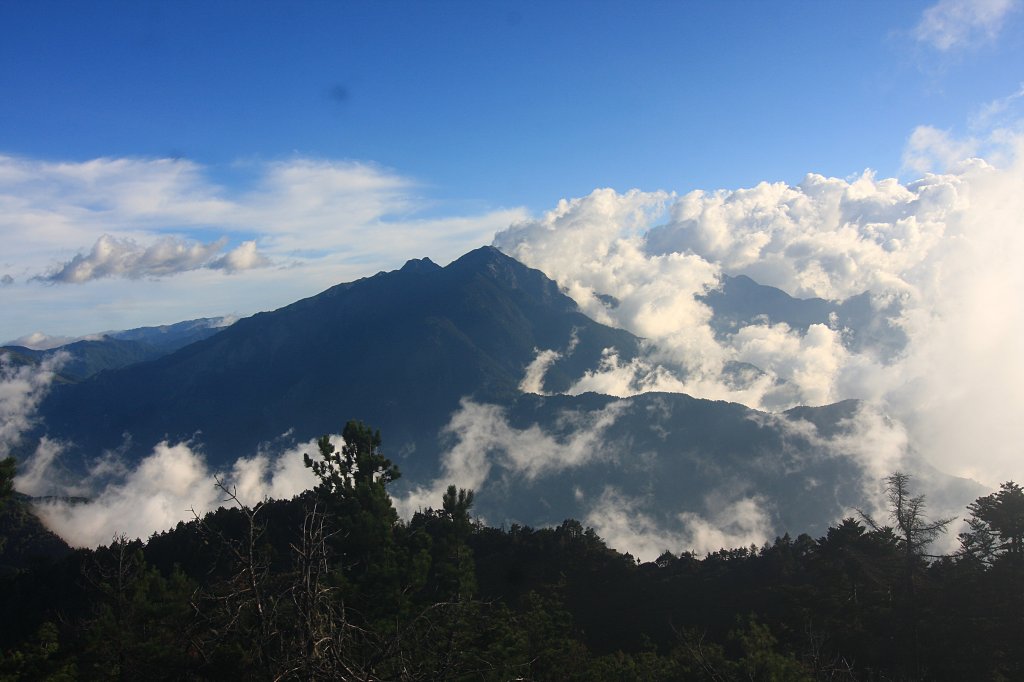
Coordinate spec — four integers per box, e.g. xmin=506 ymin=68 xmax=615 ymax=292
xmin=393 ymin=397 xmax=779 ymax=560
xmin=24 ymin=437 xmax=321 ymax=549
xmin=0 ymin=356 xmax=320 ymax=548
xmin=394 ymin=398 xmax=626 ymax=520
xmin=585 ymin=488 xmax=772 ymax=560
xmin=392 ymin=395 xmax=951 ymax=561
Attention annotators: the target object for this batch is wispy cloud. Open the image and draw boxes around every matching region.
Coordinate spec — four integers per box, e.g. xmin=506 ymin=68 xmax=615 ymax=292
xmin=902 ymin=126 xmax=981 ymax=174
xmin=970 ymin=83 xmax=1024 ymax=130
xmin=0 ymin=352 xmax=66 ymax=456
xmin=394 ymin=397 xmax=625 ymax=519
xmin=904 ymin=84 xmax=1024 ymax=174
xmin=914 ymin=0 xmax=1019 ymax=51
xmin=0 ymin=153 xmax=526 ymax=339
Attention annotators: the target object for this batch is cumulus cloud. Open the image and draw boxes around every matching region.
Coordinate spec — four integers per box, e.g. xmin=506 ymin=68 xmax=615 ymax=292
xmin=914 ymin=0 xmax=1019 ymax=51
xmin=35 ymin=234 xmax=259 ymax=283
xmin=494 ymin=189 xmax=727 ymax=390
xmin=648 ymin=170 xmax=954 ymax=300
xmin=495 ymin=181 xmax=901 ymax=410
xmin=584 ymin=487 xmax=772 ymax=560
xmin=208 ymin=240 xmax=270 ymax=273
xmin=495 ymin=129 xmax=1024 ymax=488
xmin=730 ymin=323 xmax=850 ymax=409
xmin=22 ymin=434 xmax=325 ymax=548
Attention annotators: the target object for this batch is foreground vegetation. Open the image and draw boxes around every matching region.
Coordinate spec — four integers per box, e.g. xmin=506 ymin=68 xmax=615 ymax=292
xmin=1 ymin=424 xmax=1022 ymax=681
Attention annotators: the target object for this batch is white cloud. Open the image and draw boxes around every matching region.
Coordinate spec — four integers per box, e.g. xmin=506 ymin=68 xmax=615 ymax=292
xmin=11 ymin=437 xmax=66 ymax=497
xmin=494 ymin=188 xmax=725 ymax=385
xmin=914 ymin=0 xmax=1019 ymax=51
xmin=903 ymin=126 xmax=981 ymax=175
xmin=209 ymin=240 xmax=270 ymax=273
xmin=729 ymin=323 xmax=849 ymax=410
xmin=905 ymin=87 xmax=1024 ymax=178
xmin=566 ymin=348 xmax=689 ymax=398
xmin=25 ymin=435 xmax=325 ymax=548
xmin=0 ymin=356 xmax=324 ymax=548
xmin=584 ymin=487 xmax=772 ymax=560
xmin=760 ymin=403 xmax=913 ymax=515
xmin=394 ymin=397 xmax=625 ymax=518
xmin=649 ymin=170 xmax=950 ymax=300
xmin=495 ymin=178 xmax=914 ymax=410
xmin=36 ymin=234 xmax=251 ymax=283
xmin=0 ymin=352 xmax=66 ymax=456
xmin=518 ymin=348 xmax=563 ymax=395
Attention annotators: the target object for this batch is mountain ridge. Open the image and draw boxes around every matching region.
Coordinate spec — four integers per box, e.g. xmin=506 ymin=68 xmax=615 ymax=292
xmin=20 ymin=246 xmax=982 ymax=542
xmin=1 ymin=317 xmax=232 ymax=382
xmin=35 ymin=247 xmax=641 ymax=475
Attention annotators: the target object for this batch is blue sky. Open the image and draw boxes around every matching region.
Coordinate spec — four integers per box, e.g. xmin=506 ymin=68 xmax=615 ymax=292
xmin=3 ymin=1 xmax=1020 ymax=207
xmin=1 ymin=0 xmax=1022 ymax=342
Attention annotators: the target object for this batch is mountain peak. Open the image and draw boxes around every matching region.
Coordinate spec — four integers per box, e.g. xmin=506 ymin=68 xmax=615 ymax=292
xmin=399 ymin=257 xmax=441 ymax=274
xmin=449 ymin=245 xmax=511 ymax=268
xmin=446 ymin=246 xmax=574 ymax=311
xmin=39 ymin=245 xmax=638 ymax=469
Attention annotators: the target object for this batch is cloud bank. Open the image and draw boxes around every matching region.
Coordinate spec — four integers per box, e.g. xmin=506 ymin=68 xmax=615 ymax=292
xmin=495 ymin=129 xmax=1024 ymax=487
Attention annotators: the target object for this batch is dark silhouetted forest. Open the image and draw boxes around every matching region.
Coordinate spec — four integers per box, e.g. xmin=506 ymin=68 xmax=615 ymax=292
xmin=1 ymin=425 xmax=1021 ymax=681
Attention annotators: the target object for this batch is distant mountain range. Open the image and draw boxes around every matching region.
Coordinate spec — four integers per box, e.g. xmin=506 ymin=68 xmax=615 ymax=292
xmin=700 ymin=274 xmax=906 ymax=359
xmin=21 ymin=247 xmax=979 ymax=540
xmin=1 ymin=317 xmax=233 ymax=382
